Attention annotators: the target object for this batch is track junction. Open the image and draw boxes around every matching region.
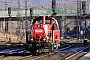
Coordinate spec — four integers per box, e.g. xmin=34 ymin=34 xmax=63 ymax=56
xmin=0 ymin=39 xmax=89 ymax=60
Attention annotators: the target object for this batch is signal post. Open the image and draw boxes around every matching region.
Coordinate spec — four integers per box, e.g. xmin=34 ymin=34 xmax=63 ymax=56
xmin=81 ymin=1 xmax=87 ymax=45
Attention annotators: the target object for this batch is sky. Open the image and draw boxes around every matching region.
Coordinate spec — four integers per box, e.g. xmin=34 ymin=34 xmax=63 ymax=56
xmin=0 ymin=0 xmax=90 ymax=10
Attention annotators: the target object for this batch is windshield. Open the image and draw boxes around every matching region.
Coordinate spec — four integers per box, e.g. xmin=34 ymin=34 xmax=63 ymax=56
xmin=35 ymin=20 xmax=42 ymax=24
xmin=46 ymin=20 xmax=50 ymax=24
xmin=32 ymin=16 xmax=42 ymax=24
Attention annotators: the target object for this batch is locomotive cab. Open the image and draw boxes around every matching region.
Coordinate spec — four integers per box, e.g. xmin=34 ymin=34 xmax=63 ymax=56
xmin=26 ymin=16 xmax=60 ymax=55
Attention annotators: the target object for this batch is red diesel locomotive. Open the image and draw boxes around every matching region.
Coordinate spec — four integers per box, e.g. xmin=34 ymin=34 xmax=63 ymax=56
xmin=26 ymin=16 xmax=60 ymax=55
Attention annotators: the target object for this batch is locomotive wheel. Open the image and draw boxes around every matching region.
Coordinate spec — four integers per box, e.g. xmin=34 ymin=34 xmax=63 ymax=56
xmin=29 ymin=47 xmax=37 ymax=56
xmin=25 ymin=44 xmax=30 ymax=51
xmin=36 ymin=48 xmax=42 ymax=55
xmin=49 ymin=46 xmax=52 ymax=53
xmin=31 ymin=45 xmax=42 ymax=55
xmin=44 ymin=42 xmax=52 ymax=53
xmin=32 ymin=48 xmax=42 ymax=56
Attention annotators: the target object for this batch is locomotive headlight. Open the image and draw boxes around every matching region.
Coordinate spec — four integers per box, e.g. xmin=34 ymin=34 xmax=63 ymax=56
xmin=31 ymin=39 xmax=33 ymax=41
xmin=43 ymin=39 xmax=46 ymax=41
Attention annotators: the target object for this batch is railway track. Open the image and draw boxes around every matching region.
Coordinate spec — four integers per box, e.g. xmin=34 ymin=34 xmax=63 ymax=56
xmin=0 ymin=42 xmax=89 ymax=60
xmin=21 ymin=53 xmax=61 ymax=60
xmin=0 ymin=43 xmax=74 ymax=60
xmin=0 ymin=52 xmax=74 ymax=60
xmin=0 ymin=43 xmax=27 ymax=56
xmin=65 ymin=51 xmax=87 ymax=60
xmin=63 ymin=45 xmax=90 ymax=60
xmin=0 ymin=47 xmax=88 ymax=60
xmin=0 ymin=43 xmax=25 ymax=51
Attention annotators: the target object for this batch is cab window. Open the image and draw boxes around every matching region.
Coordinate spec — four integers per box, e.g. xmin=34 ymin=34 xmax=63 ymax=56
xmin=33 ymin=20 xmax=42 ymax=24
xmin=35 ymin=20 xmax=42 ymax=24
xmin=46 ymin=20 xmax=50 ymax=24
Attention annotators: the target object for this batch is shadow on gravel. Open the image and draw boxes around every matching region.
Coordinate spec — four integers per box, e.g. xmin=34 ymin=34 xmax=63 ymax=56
xmin=4 ymin=53 xmax=31 ymax=57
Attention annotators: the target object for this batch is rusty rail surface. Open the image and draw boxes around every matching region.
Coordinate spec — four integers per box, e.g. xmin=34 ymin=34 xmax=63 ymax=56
xmin=0 ymin=52 xmax=74 ymax=60
xmin=18 ymin=52 xmax=74 ymax=60
xmin=18 ymin=52 xmax=60 ymax=60
xmin=65 ymin=51 xmax=87 ymax=60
